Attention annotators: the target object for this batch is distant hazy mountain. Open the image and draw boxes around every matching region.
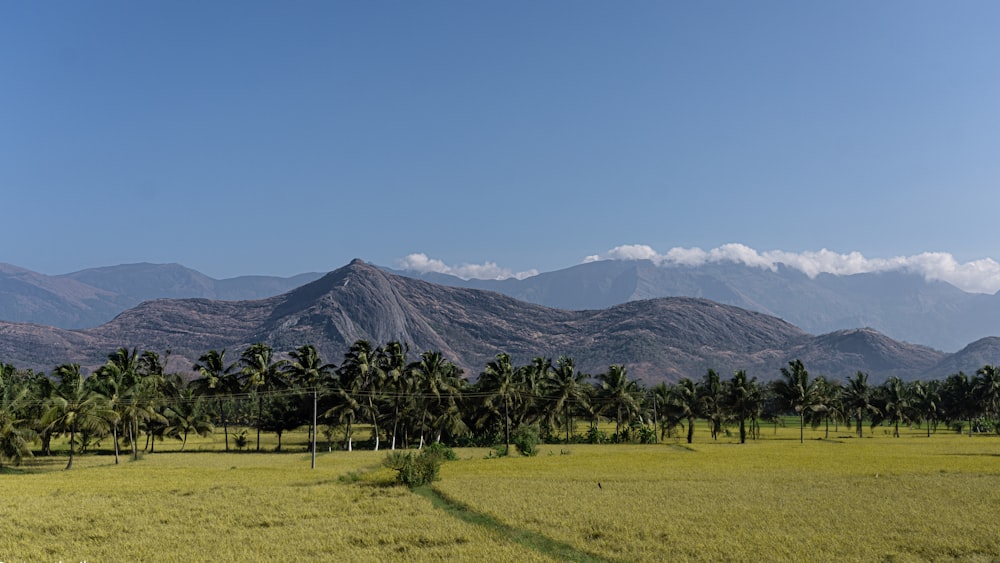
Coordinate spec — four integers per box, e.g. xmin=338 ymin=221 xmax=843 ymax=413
xmin=390 ymin=259 xmax=1000 ymax=352
xmin=0 ymin=262 xmax=323 ymax=329
xmin=4 ymin=260 xmax=995 ymax=384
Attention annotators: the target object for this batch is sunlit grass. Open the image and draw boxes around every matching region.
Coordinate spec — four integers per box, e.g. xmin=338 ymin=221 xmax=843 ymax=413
xmin=436 ymin=425 xmax=1000 ymax=561
xmin=0 ymin=446 xmax=555 ymax=562
xmin=3 ymin=423 xmax=999 ymax=561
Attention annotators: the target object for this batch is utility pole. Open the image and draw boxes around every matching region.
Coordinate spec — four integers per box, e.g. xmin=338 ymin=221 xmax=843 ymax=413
xmin=311 ymin=386 xmax=317 ymax=469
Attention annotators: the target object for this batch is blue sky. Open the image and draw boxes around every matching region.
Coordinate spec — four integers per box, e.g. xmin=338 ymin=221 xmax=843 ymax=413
xmin=4 ymin=2 xmax=1000 ymax=288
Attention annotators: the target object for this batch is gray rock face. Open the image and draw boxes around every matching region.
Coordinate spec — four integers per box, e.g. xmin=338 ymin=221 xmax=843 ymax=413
xmin=4 ymin=260 xmax=995 ymax=383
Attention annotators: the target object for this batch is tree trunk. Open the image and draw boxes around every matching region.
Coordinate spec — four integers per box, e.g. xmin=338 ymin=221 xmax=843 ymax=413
xmin=256 ymin=396 xmax=262 ymax=452
xmin=112 ymin=425 xmax=120 ymax=465
xmin=799 ymin=411 xmax=804 ymax=444
xmin=686 ymin=416 xmax=694 ymax=444
xmin=739 ymin=419 xmax=746 ymax=444
xmin=858 ymin=409 xmax=864 ymax=438
xmin=65 ymin=425 xmax=76 ymax=470
xmin=565 ymin=409 xmax=571 ymax=444
xmin=504 ymin=397 xmax=511 ymax=455
xmin=367 ymin=397 xmax=380 ymax=451
xmin=825 ymin=417 xmax=829 ymax=439
xmin=220 ymin=399 xmax=229 ymax=452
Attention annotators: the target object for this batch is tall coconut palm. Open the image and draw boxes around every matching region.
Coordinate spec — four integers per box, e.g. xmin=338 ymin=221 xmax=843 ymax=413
xmin=284 ymin=344 xmax=335 ymax=452
xmin=336 ymin=340 xmax=384 ymax=450
xmin=239 ymin=343 xmax=289 ymax=451
xmin=842 ymin=372 xmax=879 ymax=438
xmin=44 ymin=364 xmax=112 ymax=470
xmin=772 ymin=359 xmax=820 ymax=444
xmin=479 ymin=353 xmax=518 ymax=455
xmin=93 ymin=347 xmax=140 ymax=462
xmin=725 ymin=370 xmax=762 ymax=444
xmin=909 ymin=379 xmax=941 ymax=437
xmin=941 ymin=372 xmax=976 ymax=436
xmin=669 ymin=378 xmax=700 ymax=444
xmin=974 ymin=365 xmax=1000 ymax=422
xmin=698 ymin=369 xmax=725 ymax=440
xmin=546 ymin=357 xmax=589 ymax=443
xmin=879 ymin=376 xmax=911 ymax=438
xmin=598 ymin=365 xmax=641 ymax=442
xmin=377 ymin=342 xmax=410 ymax=450
xmin=0 ymin=373 xmax=35 ymax=471
xmin=163 ymin=387 xmax=214 ymax=450
xmin=192 ymin=350 xmax=239 ymax=451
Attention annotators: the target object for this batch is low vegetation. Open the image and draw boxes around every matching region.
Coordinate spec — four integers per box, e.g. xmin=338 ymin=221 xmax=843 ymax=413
xmin=3 ymin=341 xmax=1000 ymax=560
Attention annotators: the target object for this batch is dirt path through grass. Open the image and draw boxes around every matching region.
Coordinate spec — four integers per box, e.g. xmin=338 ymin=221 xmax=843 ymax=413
xmin=415 ymin=485 xmax=615 ymax=563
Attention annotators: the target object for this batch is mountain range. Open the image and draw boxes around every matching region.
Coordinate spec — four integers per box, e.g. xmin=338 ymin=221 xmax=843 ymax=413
xmin=1 ymin=260 xmax=998 ymax=383
xmin=6 ymin=259 xmax=1000 ymax=354
xmin=0 ymin=262 xmax=322 ymax=329
xmin=390 ymin=260 xmax=1000 ymax=352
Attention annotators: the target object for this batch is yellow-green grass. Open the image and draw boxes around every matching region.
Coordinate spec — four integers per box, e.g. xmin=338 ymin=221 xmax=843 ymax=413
xmin=0 ymin=447 xmax=556 ymax=562
xmin=436 ymin=425 xmax=1000 ymax=562
xmin=4 ymin=423 xmax=1000 ymax=562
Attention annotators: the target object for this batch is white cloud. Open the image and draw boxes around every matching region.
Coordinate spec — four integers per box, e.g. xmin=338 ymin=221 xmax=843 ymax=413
xmin=398 ymin=245 xmax=1000 ymax=293
xmin=396 ymin=253 xmax=538 ymax=281
xmin=587 ymin=244 xmax=1000 ymax=294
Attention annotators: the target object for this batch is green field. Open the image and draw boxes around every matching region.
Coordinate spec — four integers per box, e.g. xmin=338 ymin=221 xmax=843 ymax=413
xmin=2 ymin=425 xmax=999 ymax=562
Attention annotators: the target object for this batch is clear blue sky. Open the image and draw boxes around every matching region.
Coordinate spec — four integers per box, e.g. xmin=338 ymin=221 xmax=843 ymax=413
xmin=3 ymin=1 xmax=1000 ymax=280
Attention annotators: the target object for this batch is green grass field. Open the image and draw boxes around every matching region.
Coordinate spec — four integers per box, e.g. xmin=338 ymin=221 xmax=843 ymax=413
xmin=2 ymin=424 xmax=998 ymax=562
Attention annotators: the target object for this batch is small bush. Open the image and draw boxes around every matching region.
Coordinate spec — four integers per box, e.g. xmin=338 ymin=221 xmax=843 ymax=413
xmin=511 ymin=425 xmax=540 ymax=456
xmin=382 ymin=448 xmax=446 ymax=488
xmin=586 ymin=426 xmax=608 ymax=444
xmin=423 ymin=442 xmax=457 ymax=460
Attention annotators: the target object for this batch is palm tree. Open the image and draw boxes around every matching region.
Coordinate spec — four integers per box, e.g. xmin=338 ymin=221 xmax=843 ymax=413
xmin=698 ymin=369 xmax=725 ymax=440
xmin=598 ymin=365 xmax=642 ymax=442
xmin=93 ymin=347 xmax=139 ymax=463
xmin=192 ymin=350 xmax=239 ymax=451
xmin=669 ymin=378 xmax=699 ymax=444
xmin=810 ymin=376 xmax=838 ymax=439
xmin=479 ymin=353 xmax=518 ymax=455
xmin=163 ymin=387 xmax=214 ymax=450
xmin=908 ymin=379 xmax=941 ymax=437
xmin=842 ymin=372 xmax=878 ymax=438
xmin=284 ymin=344 xmax=336 ymax=452
xmin=410 ymin=350 xmax=457 ymax=449
xmin=336 ymin=340 xmax=384 ymax=450
xmin=546 ymin=357 xmax=589 ymax=443
xmin=879 ymin=376 xmax=911 ymax=438
xmin=377 ymin=342 xmax=410 ymax=450
xmin=725 ymin=370 xmax=762 ymax=444
xmin=772 ymin=359 xmax=820 ymax=443
xmin=0 ymin=372 xmax=35 ymax=471
xmin=239 ymin=343 xmax=289 ymax=451
xmin=974 ymin=365 xmax=1000 ymax=423
xmin=43 ymin=364 xmax=112 ymax=470
xmin=941 ymin=372 xmax=976 ymax=436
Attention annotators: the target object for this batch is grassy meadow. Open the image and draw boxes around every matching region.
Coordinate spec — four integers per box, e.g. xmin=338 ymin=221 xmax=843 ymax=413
xmin=2 ymin=424 xmax=999 ymax=562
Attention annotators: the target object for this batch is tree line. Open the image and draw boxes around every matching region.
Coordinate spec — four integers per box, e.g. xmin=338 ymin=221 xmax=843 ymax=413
xmin=2 ymin=341 xmax=1000 ymax=470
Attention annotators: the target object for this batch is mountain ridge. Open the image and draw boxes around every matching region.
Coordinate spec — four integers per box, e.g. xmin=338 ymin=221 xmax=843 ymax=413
xmin=3 ymin=260 xmax=998 ymax=383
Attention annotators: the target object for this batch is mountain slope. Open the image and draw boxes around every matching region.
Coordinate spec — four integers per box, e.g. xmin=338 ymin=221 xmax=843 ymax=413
xmin=392 ymin=260 xmax=1000 ymax=351
xmin=0 ymin=263 xmax=324 ymax=329
xmin=0 ymin=260 xmax=972 ymax=383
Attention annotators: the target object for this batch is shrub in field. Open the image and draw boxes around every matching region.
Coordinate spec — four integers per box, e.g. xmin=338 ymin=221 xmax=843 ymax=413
xmin=382 ymin=448 xmax=447 ymax=487
xmin=233 ymin=430 xmax=249 ymax=451
xmin=586 ymin=426 xmax=608 ymax=444
xmin=511 ymin=425 xmax=540 ymax=456
xmin=423 ymin=442 xmax=457 ymax=461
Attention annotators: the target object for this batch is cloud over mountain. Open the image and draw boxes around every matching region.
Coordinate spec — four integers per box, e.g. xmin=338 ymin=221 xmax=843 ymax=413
xmin=399 ymin=244 xmax=1000 ymax=294
xmin=396 ymin=253 xmax=538 ymax=281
